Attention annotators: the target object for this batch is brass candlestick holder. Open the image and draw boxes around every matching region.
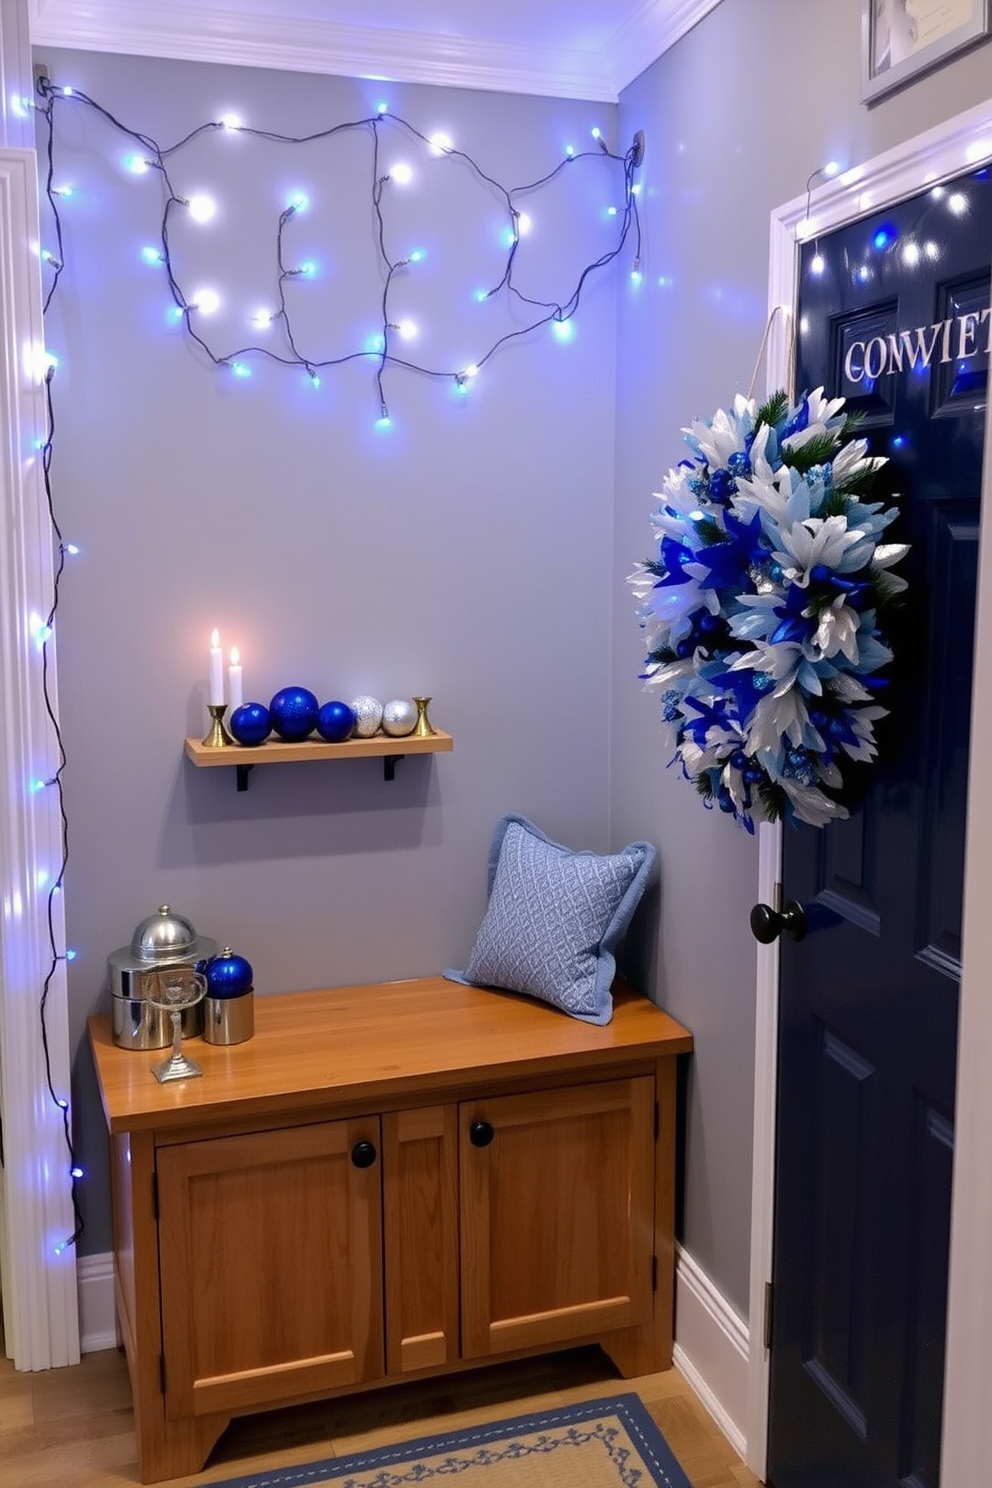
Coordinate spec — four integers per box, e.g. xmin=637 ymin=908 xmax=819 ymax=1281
xmin=202 ymin=703 xmax=234 ymax=748
xmin=412 ymin=696 xmax=436 ymax=737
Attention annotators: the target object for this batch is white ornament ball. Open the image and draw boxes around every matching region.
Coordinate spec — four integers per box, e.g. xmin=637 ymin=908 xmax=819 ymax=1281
xmin=349 ymin=695 xmax=383 ymax=737
xmin=381 ymin=699 xmax=417 ymax=737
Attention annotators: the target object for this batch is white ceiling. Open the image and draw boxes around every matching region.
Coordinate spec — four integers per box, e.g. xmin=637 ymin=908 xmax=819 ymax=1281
xmin=27 ymin=0 xmax=723 ymax=102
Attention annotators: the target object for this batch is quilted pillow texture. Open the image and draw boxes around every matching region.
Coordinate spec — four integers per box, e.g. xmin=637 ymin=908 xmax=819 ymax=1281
xmin=446 ymin=814 xmax=656 ymax=1025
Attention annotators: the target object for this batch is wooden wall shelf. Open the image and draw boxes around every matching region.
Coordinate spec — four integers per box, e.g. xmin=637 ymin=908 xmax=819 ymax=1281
xmin=184 ymin=729 xmax=453 ymax=789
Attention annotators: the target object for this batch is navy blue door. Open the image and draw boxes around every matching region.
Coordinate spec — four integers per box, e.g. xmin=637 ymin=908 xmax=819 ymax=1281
xmin=766 ymin=169 xmax=990 ymax=1488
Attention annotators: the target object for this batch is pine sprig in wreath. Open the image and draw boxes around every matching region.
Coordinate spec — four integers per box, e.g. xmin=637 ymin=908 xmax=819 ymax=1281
xmin=629 ymin=388 xmax=908 ymax=831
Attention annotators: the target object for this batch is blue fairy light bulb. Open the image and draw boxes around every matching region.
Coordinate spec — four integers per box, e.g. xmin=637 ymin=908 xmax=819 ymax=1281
xmin=123 ymin=153 xmax=151 ymax=175
xmin=230 ymin=361 xmax=252 ymax=378
xmin=552 ymin=319 xmax=574 ymax=343
xmin=141 ymin=245 xmax=164 ymax=265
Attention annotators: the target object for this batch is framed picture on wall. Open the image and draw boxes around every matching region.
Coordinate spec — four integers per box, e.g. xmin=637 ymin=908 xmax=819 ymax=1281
xmin=861 ymin=0 xmax=990 ymax=101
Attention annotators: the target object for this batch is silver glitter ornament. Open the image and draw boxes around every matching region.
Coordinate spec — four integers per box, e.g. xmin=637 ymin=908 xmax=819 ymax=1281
xmin=381 ymin=699 xmax=417 ymax=737
xmin=349 ymin=694 xmax=383 ymax=737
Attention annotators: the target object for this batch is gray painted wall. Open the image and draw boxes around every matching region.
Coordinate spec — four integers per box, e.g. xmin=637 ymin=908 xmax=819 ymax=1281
xmin=42 ymin=1 xmax=992 ymax=1320
xmin=39 ymin=50 xmax=621 ymax=1256
xmin=613 ymin=0 xmax=992 ymax=1316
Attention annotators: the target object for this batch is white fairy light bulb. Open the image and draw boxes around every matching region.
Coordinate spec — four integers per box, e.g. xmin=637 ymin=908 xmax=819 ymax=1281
xmin=219 ymin=113 xmax=243 ymax=131
xmin=187 ymin=193 xmax=217 ymax=223
xmin=396 ymin=319 xmax=418 ymax=340
xmin=902 ymin=242 xmax=921 ymax=267
xmin=810 ymin=253 xmax=825 ymax=275
xmin=251 ymin=307 xmax=274 ymax=329
xmin=516 ymin=212 xmax=532 ymax=236
xmin=389 ymin=162 xmax=413 ymax=185
xmin=192 ymin=287 xmax=221 ymax=315
xmin=948 ymin=192 xmax=968 ymax=216
xmin=429 ymin=131 xmax=454 ymax=155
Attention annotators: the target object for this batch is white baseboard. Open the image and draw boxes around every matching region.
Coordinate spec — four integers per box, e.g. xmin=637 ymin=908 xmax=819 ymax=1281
xmin=673 ymin=1244 xmax=749 ymax=1460
xmin=77 ymin=1251 xmax=117 ymax=1354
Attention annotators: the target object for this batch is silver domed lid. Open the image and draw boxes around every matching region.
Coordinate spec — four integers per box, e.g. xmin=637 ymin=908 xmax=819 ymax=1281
xmin=130 ymin=905 xmax=200 ymax=962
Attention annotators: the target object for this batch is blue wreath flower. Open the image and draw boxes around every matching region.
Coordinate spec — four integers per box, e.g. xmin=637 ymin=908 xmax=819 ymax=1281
xmin=629 ymin=388 xmax=907 ymax=832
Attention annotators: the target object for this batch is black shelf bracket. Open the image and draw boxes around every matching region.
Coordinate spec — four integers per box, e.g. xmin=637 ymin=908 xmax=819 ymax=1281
xmin=232 ymin=755 xmax=405 ymax=790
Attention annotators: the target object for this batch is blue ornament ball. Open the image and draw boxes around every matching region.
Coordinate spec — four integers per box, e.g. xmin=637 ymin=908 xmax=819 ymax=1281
xmin=269 ymin=685 xmax=319 ymax=741
xmin=316 ymin=700 xmax=356 ymax=742
xmin=206 ymin=949 xmax=254 ymax=999
xmin=229 ymin=701 xmax=272 ymax=746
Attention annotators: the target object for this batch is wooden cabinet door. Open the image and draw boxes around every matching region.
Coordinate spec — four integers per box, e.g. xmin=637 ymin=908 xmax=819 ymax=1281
xmin=459 ymin=1077 xmax=655 ymax=1358
xmin=157 ymin=1117 xmax=384 ymax=1419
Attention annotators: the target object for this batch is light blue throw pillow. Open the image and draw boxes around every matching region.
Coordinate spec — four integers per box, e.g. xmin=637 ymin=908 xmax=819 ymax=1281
xmin=445 ymin=814 xmax=656 ymax=1025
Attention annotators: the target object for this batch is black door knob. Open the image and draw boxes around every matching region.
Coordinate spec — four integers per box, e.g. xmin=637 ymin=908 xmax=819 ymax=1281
xmin=351 ymin=1139 xmax=377 ymax=1168
xmin=469 ymin=1119 xmax=495 ymax=1148
xmin=749 ymin=900 xmax=807 ymax=944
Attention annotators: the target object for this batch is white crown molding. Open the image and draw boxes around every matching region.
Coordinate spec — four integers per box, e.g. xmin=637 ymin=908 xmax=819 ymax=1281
xmin=27 ymin=0 xmax=725 ymax=102
xmin=606 ymin=0 xmax=725 ymax=93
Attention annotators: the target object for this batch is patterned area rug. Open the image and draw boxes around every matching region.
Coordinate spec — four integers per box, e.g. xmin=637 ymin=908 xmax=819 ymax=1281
xmin=208 ymin=1394 xmax=692 ymax=1488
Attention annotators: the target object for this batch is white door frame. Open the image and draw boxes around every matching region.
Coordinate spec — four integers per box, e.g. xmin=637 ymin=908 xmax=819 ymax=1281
xmin=0 ymin=0 xmax=80 ymax=1369
xmin=747 ymin=100 xmax=992 ymax=1486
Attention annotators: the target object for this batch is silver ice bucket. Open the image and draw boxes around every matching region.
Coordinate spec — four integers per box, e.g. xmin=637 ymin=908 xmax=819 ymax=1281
xmin=109 ymin=905 xmax=217 ymax=1050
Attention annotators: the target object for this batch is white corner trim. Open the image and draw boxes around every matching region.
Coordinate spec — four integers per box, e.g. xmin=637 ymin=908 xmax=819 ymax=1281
xmin=673 ymin=1245 xmax=749 ymax=1461
xmin=78 ymin=1251 xmax=117 ymax=1354
xmin=27 ymin=0 xmax=727 ymax=102
xmin=0 ymin=141 xmax=79 ymax=1372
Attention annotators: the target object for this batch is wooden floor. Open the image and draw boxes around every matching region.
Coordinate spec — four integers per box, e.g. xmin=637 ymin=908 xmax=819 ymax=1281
xmin=0 ymin=1329 xmax=762 ymax=1488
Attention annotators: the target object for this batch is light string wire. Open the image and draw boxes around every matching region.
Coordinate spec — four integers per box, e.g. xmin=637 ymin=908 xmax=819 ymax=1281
xmin=39 ymin=364 xmax=84 ymax=1254
xmin=36 ymin=77 xmax=643 ymax=421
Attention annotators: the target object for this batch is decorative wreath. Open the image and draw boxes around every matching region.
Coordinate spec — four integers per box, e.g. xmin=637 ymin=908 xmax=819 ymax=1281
xmin=629 ymin=388 xmax=908 ymax=832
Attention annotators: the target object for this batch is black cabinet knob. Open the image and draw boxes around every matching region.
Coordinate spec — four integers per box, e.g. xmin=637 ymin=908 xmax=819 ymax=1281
xmin=469 ymin=1119 xmax=495 ymax=1148
xmin=749 ymin=900 xmax=807 ymax=944
xmin=351 ymin=1139 xmax=377 ymax=1168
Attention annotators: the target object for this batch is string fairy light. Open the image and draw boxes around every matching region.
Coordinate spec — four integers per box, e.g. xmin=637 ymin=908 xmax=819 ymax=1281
xmin=34 ymin=76 xmax=644 ymax=424
xmin=37 ymin=360 xmax=85 ymax=1255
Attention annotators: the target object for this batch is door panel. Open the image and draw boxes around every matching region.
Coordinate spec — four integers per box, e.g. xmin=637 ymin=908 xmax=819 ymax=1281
xmin=768 ymin=166 xmax=990 ymax=1488
xmin=459 ymin=1078 xmax=654 ymax=1358
xmin=157 ymin=1118 xmax=384 ymax=1419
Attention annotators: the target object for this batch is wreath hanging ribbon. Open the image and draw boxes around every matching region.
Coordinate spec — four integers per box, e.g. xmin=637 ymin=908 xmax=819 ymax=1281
xmin=629 ymin=388 xmax=908 ymax=832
